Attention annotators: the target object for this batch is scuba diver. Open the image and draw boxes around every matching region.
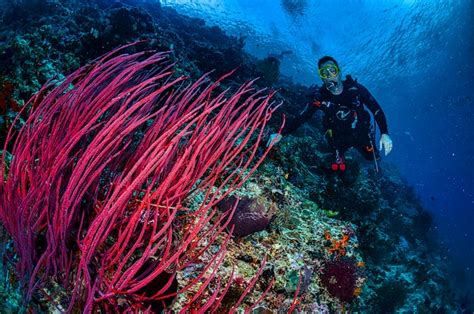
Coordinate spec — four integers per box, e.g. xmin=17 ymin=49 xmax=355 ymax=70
xmin=267 ymin=56 xmax=393 ymax=171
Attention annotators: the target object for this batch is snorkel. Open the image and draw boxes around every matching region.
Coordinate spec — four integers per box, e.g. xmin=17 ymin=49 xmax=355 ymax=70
xmin=319 ymin=61 xmax=343 ymax=95
xmin=325 ymin=79 xmax=343 ymax=94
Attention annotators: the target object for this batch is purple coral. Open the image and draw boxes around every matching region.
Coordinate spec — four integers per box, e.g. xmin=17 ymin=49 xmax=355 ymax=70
xmin=319 ymin=258 xmax=359 ymax=302
xmin=217 ymin=196 xmax=275 ymax=237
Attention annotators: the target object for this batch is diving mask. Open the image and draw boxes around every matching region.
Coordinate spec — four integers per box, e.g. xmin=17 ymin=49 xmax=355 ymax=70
xmin=318 ymin=63 xmax=339 ymax=79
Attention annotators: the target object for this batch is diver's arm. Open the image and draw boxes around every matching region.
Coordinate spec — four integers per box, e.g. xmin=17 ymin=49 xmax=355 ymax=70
xmin=358 ymin=83 xmax=392 ymax=155
xmin=266 ymin=89 xmax=321 ymax=147
xmin=281 ymin=103 xmax=319 ymax=135
xmin=267 ymin=104 xmax=319 ymax=147
xmin=281 ymin=87 xmax=322 ymax=135
xmin=357 ymin=83 xmax=389 ymax=134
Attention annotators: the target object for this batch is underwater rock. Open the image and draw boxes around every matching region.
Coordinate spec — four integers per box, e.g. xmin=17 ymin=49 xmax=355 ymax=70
xmin=217 ymin=196 xmax=277 ymax=237
xmin=256 ymin=56 xmax=281 ymax=86
xmin=281 ymin=0 xmax=308 ymax=18
xmin=2 ymin=0 xmax=66 ymax=25
xmin=133 ymin=260 xmax=178 ymax=312
xmin=108 ymin=6 xmax=155 ymax=40
xmin=251 ymin=305 xmax=273 ymax=314
xmin=371 ymin=280 xmax=409 ymax=312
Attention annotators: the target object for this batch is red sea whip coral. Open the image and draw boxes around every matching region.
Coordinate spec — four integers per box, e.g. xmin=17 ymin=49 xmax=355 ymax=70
xmin=0 ymin=44 xmax=281 ymax=312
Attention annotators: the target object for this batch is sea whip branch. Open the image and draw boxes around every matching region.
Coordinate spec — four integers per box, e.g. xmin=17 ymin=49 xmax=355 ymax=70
xmin=0 ymin=44 xmax=281 ymax=312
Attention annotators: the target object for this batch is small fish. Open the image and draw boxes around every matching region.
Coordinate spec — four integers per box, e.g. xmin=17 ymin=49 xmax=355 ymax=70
xmin=268 ymin=50 xmax=293 ymax=60
xmin=324 ymin=209 xmax=339 ymax=218
xmin=404 ymin=131 xmax=415 ymax=141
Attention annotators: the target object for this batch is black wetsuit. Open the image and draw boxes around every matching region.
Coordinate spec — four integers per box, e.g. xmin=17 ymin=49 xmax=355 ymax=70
xmin=283 ymin=76 xmax=389 ymax=161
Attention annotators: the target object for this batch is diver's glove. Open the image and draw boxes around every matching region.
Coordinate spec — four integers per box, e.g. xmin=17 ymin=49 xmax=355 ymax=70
xmin=379 ymin=133 xmax=393 ymax=156
xmin=266 ymin=133 xmax=282 ymax=147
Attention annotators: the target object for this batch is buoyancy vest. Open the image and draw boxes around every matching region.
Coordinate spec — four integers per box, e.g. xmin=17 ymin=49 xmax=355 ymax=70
xmin=317 ymin=75 xmax=371 ymax=132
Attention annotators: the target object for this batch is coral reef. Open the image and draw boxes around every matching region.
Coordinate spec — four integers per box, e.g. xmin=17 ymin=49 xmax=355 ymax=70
xmin=0 ymin=0 xmax=460 ymax=312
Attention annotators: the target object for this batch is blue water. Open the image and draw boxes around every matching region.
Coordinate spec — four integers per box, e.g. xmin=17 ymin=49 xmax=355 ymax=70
xmin=161 ymin=0 xmax=474 ymax=290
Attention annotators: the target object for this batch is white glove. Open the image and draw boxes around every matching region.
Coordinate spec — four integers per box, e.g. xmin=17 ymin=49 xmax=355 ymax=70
xmin=266 ymin=133 xmax=282 ymax=147
xmin=379 ymin=134 xmax=393 ymax=156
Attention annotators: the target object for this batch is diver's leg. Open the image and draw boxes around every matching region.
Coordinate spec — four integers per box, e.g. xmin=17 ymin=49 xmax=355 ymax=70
xmin=326 ymin=130 xmax=349 ymax=171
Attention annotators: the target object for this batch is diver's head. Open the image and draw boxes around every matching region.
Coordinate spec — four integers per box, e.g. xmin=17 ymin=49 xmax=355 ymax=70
xmin=318 ymin=56 xmax=343 ymax=95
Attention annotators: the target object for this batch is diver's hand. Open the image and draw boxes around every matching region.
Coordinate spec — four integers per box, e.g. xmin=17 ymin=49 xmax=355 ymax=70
xmin=266 ymin=133 xmax=282 ymax=147
xmin=379 ymin=134 xmax=393 ymax=156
